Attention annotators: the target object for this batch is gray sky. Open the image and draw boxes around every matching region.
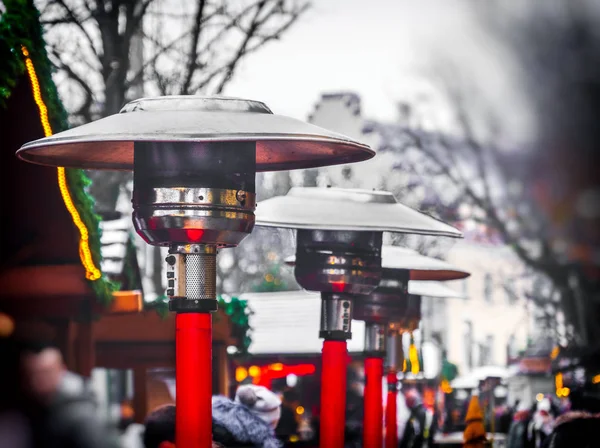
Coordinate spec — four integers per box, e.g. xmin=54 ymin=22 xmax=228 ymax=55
xmin=224 ymin=0 xmax=533 ymax=143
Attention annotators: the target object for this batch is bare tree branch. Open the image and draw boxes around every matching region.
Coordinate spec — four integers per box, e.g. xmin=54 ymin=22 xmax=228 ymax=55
xmin=181 ymin=0 xmax=207 ymax=94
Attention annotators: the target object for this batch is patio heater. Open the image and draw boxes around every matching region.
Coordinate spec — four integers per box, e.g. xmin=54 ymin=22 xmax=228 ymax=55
xmin=377 ymin=278 xmax=468 ymax=448
xmin=288 ymin=245 xmax=470 ymax=448
xmin=256 ymin=187 xmax=462 ymax=448
xmin=16 ymin=96 xmax=374 ymax=448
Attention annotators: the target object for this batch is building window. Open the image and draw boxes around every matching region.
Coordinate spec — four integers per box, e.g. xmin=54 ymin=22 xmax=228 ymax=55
xmin=507 ymin=334 xmax=518 ymax=362
xmin=484 ymin=273 xmax=493 ymax=303
xmin=463 ymin=320 xmax=473 ymax=369
xmin=486 ymin=335 xmax=494 ymax=365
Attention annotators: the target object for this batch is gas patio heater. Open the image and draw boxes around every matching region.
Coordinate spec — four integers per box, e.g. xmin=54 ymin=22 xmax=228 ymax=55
xmin=286 ymin=245 xmax=470 ymax=448
xmin=16 ymin=96 xmax=375 ymax=448
xmin=352 ymin=246 xmax=469 ymax=448
xmin=255 ymin=187 xmax=462 ymax=448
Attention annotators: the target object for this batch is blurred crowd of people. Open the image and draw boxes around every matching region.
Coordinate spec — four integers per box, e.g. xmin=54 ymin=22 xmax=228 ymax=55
xmin=2 ymin=333 xmax=599 ymax=447
xmin=502 ymin=393 xmax=600 ymax=448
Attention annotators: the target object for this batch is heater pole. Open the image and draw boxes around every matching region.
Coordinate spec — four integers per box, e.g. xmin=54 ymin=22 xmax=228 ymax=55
xmin=176 ymin=313 xmax=212 ymax=447
xmin=319 ymin=293 xmax=353 ymax=448
xmin=385 ymin=330 xmax=402 ymax=448
xmin=363 ymin=322 xmax=386 ymax=447
xmin=385 ymin=369 xmax=398 ymax=448
xmin=363 ymin=357 xmax=384 ymax=447
xmin=320 ymin=340 xmax=348 ymax=448
xmin=167 ymin=245 xmax=219 ymax=448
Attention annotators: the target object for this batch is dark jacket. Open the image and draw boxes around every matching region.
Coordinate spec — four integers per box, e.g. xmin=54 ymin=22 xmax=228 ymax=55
xmin=30 ymin=372 xmax=121 ymax=448
xmin=399 ymin=404 xmax=428 ymax=448
xmin=546 ymin=411 xmax=600 ymax=448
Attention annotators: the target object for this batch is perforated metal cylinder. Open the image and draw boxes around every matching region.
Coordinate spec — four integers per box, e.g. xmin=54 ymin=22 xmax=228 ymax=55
xmin=364 ymin=322 xmax=387 ymax=355
xmin=167 ymin=244 xmax=218 ymax=313
xmin=386 ymin=331 xmax=402 ymax=370
xmin=184 ymin=252 xmax=216 ymax=299
xmin=320 ymin=293 xmax=353 ymax=340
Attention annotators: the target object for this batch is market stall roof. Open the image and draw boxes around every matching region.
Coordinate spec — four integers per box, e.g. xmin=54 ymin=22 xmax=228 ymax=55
xmin=240 ymin=290 xmax=366 ymax=354
xmin=241 ymin=285 xmax=464 ymax=355
xmin=450 ymin=365 xmax=510 ymax=389
xmin=0 ymin=0 xmax=115 ymax=316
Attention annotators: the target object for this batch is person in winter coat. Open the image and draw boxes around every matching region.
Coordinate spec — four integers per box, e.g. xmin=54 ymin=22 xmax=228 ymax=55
xmin=462 ymin=394 xmax=487 ymax=448
xmin=526 ymin=397 xmax=555 ymax=448
xmin=545 ymin=411 xmax=600 ymax=448
xmin=19 ymin=344 xmax=121 ymax=448
xmin=275 ymin=388 xmax=300 ymax=443
xmin=142 ymin=404 xmax=223 ymax=448
xmin=212 ymin=395 xmax=282 ymax=448
xmin=507 ymin=401 xmax=531 ymax=448
xmin=399 ymin=388 xmax=429 ymax=448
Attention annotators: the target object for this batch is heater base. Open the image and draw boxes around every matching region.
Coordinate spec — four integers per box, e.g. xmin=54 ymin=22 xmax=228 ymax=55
xmin=320 ymin=330 xmax=351 ymax=341
xmin=169 ymin=298 xmax=218 ymax=313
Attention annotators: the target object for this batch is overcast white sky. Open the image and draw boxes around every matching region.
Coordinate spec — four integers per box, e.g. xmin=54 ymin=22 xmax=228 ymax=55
xmin=223 ymin=0 xmax=533 ymax=142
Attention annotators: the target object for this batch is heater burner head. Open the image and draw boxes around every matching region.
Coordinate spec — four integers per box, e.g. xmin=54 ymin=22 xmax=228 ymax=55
xmin=17 ymin=96 xmax=374 ymax=170
xmin=257 ymin=187 xmax=462 ymax=296
xmin=295 ymin=229 xmax=382 ymax=294
xmin=286 ymin=245 xmax=470 ymax=281
xmin=132 ymin=141 xmax=257 ymax=247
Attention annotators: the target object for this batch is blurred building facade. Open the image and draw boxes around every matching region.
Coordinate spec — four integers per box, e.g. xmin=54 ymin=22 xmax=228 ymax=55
xmin=307 ymin=92 xmax=535 ymax=376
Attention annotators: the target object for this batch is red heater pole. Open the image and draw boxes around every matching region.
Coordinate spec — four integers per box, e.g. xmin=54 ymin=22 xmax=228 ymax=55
xmin=363 ymin=357 xmax=384 ymax=447
xmin=385 ymin=370 xmax=398 ymax=448
xmin=320 ymin=340 xmax=348 ymax=448
xmin=176 ymin=313 xmax=213 ymax=448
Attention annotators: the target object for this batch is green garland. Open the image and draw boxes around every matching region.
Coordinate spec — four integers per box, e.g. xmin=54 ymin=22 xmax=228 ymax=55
xmin=251 ymin=262 xmax=288 ymax=293
xmin=145 ymin=295 xmax=253 ymax=353
xmin=0 ymin=0 xmax=117 ymax=304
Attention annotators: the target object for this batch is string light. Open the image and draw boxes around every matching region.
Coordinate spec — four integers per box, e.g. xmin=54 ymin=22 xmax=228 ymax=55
xmin=592 ymin=374 xmax=600 ymax=384
xmin=408 ymin=333 xmax=420 ymax=374
xmin=235 ymin=366 xmax=248 ymax=382
xmin=441 ymin=379 xmax=453 ymax=394
xmin=21 ymin=46 xmax=101 ymax=281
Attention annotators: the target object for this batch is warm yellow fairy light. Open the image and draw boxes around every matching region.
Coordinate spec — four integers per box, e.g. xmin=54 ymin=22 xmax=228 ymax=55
xmin=21 ymin=46 xmax=101 ymax=281
xmin=409 ymin=341 xmax=420 ymax=374
xmin=441 ymin=379 xmax=453 ymax=394
xmin=592 ymin=374 xmax=600 ymax=384
xmin=296 ymin=406 xmax=305 ymax=415
xmin=235 ymin=366 xmax=248 ymax=382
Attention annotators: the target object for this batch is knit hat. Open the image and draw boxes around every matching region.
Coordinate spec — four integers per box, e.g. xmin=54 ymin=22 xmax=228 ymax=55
xmin=463 ymin=395 xmax=487 ymax=447
xmin=212 ymin=395 xmax=282 ymax=448
xmin=235 ymin=385 xmax=282 ymax=430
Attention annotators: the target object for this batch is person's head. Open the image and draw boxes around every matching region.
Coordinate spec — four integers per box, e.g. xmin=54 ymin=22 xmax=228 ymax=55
xmin=143 ymin=404 xmax=224 ymax=448
xmin=212 ymin=395 xmax=282 ymax=447
xmin=404 ymin=388 xmax=422 ymax=410
xmin=235 ymin=385 xmax=282 ymax=430
xmin=143 ymin=404 xmax=175 ymax=448
xmin=20 ymin=345 xmax=65 ymax=403
xmin=282 ymin=388 xmax=300 ymax=408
